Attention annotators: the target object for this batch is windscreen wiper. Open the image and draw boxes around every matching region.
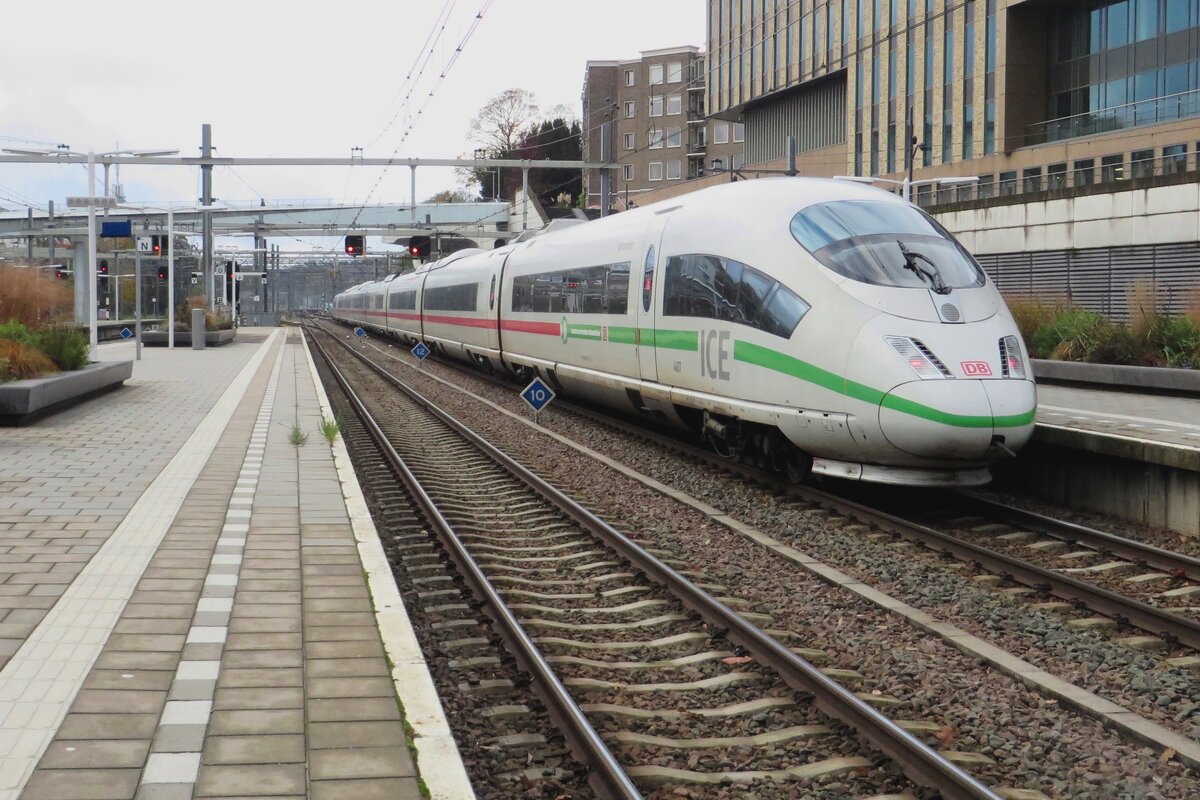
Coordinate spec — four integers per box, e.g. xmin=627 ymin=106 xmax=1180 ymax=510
xmin=897 ymin=240 xmax=951 ymax=295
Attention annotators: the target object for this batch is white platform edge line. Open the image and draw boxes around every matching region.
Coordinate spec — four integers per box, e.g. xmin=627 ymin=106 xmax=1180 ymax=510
xmin=0 ymin=329 xmax=281 ymax=796
xmin=298 ymin=329 xmax=475 ymax=800
xmin=1039 ymin=403 xmax=1200 ymax=433
xmin=350 ymin=333 xmax=1200 ymax=771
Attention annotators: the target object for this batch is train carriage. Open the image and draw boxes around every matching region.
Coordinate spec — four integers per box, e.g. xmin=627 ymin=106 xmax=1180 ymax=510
xmin=418 ymin=248 xmax=503 ymax=367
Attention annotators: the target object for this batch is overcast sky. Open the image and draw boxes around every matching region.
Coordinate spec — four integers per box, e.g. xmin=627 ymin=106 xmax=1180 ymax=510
xmin=0 ymin=0 xmax=706 ymax=216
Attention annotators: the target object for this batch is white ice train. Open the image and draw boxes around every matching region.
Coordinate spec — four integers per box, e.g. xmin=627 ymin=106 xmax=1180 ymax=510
xmin=333 ymin=178 xmax=1036 ymax=486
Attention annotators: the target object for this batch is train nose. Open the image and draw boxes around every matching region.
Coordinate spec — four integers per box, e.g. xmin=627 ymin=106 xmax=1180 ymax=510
xmin=877 ymin=379 xmax=1034 ymax=460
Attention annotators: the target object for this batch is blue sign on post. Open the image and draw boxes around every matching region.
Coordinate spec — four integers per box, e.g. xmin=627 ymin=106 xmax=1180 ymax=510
xmin=520 ymin=376 xmax=556 ymax=423
xmin=353 ymin=327 xmax=366 ymax=338
xmin=119 ymin=327 xmax=133 ymax=340
xmin=101 ymin=220 xmax=133 ymax=238
xmin=411 ymin=341 xmax=430 ymax=362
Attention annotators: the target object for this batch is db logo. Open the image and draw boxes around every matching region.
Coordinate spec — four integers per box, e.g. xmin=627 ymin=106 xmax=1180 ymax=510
xmin=961 ymin=361 xmax=992 ymax=376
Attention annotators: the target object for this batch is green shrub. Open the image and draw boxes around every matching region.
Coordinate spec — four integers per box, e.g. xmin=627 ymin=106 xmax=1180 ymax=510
xmin=32 ymin=326 xmax=90 ymax=371
xmin=1148 ymin=315 xmax=1200 ymax=368
xmin=1034 ymin=308 xmax=1146 ymax=365
xmin=0 ymin=319 xmax=32 ymax=344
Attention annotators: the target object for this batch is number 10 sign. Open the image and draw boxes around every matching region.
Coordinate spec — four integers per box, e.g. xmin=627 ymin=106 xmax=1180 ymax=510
xmin=520 ymin=376 xmax=555 ymax=424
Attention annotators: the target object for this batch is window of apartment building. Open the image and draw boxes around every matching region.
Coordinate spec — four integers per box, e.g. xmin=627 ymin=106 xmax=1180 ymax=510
xmin=667 ymin=94 xmax=682 ymax=115
xmin=1023 ymin=167 xmax=1043 ymax=193
xmin=623 ymin=164 xmax=635 ymax=181
xmin=733 ymin=123 xmax=745 ymax=142
xmin=1131 ymin=148 xmax=1155 ymax=178
xmin=1167 ymin=0 xmax=1192 ymax=32
xmin=1074 ymin=158 xmax=1095 ymax=186
xmin=650 ymin=64 xmax=664 ymax=84
xmin=1163 ymin=143 xmax=1188 ymax=174
xmin=999 ymin=170 xmax=1018 ymax=195
xmin=1101 ymin=153 xmax=1125 ymax=182
xmin=977 ymin=174 xmax=995 ymax=198
xmin=937 ymin=184 xmax=953 ymax=204
xmin=649 ymin=129 xmax=664 ymax=149
xmin=667 ymin=160 xmax=682 ymax=179
xmin=713 ymin=123 xmax=730 ymax=144
xmin=649 ymin=96 xmax=664 ymax=117
xmin=667 ymin=62 xmax=682 ymax=83
xmin=666 ymin=127 xmax=682 ymax=147
xmin=648 ymin=162 xmax=664 ymax=181
xmin=1048 ymin=162 xmax=1068 ymax=190
xmin=623 ymin=132 xmax=635 ymax=150
xmin=732 ymin=152 xmax=745 ymax=169
xmin=917 ymin=184 xmax=933 ymax=206
xmin=956 ymin=183 xmax=974 ymax=202
xmin=625 ymin=69 xmax=635 ymax=87
xmin=625 ymin=101 xmax=636 ymax=118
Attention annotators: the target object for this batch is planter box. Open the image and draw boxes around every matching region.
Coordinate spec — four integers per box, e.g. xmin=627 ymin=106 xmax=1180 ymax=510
xmin=141 ymin=329 xmax=236 ymax=347
xmin=0 ymin=361 xmax=134 ymax=426
xmin=1032 ymin=359 xmax=1200 ymax=396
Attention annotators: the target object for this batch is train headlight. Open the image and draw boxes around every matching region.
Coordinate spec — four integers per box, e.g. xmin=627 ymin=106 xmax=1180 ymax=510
xmin=999 ymin=335 xmax=1026 ymax=379
xmin=885 ymin=336 xmax=953 ymax=379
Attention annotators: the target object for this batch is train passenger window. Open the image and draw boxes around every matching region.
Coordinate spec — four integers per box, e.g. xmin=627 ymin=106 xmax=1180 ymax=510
xmin=424 ymin=283 xmax=478 ymax=311
xmin=760 ymin=286 xmax=811 ymax=338
xmin=489 ymin=276 xmax=496 ymax=310
xmin=642 ymin=246 xmax=655 ymax=312
xmin=737 ymin=267 xmax=773 ymax=327
xmin=389 ymin=290 xmax=416 ymax=310
xmin=606 ymin=263 xmax=629 ymax=315
xmin=790 ymin=200 xmax=985 ymax=290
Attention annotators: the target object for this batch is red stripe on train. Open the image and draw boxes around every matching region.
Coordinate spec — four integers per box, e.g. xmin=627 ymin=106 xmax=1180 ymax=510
xmin=423 ymin=314 xmax=496 ymax=329
xmin=500 ymin=320 xmax=561 ymax=336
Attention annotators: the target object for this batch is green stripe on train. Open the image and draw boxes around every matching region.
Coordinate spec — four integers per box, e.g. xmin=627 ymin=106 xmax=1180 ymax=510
xmin=732 ymin=340 xmax=1036 ymax=429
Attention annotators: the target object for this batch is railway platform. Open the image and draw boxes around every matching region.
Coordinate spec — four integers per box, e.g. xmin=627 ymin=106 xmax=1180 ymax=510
xmin=0 ymin=328 xmax=468 ymax=800
xmin=1002 ymin=370 xmax=1200 ymax=536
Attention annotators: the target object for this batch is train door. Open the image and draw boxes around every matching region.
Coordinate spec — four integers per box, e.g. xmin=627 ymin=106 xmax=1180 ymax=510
xmin=636 ymin=215 xmax=669 ymax=382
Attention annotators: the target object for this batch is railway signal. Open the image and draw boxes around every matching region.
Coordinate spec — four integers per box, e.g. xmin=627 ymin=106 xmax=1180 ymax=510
xmin=344 ymin=235 xmax=364 ymax=256
xmin=408 ymin=235 xmax=431 ymax=259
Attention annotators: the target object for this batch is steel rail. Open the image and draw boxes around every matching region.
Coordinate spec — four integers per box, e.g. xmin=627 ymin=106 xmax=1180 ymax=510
xmin=954 ymin=493 xmax=1200 ymax=583
xmin=311 ymin=324 xmax=1003 ymax=800
xmin=305 ymin=328 xmax=642 ymax=800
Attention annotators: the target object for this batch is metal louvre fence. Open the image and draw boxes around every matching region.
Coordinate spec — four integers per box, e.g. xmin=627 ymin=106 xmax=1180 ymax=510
xmin=977 ymin=242 xmax=1200 ymax=322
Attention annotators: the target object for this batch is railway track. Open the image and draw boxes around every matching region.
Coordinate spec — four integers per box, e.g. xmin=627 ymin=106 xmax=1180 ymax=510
xmin=304 ymin=323 xmax=1009 ymax=800
xmin=310 ymin=315 xmax=1200 ymax=657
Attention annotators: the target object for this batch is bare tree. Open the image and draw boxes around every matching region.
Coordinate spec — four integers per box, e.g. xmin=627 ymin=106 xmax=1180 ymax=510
xmin=467 ymin=88 xmax=540 ymax=153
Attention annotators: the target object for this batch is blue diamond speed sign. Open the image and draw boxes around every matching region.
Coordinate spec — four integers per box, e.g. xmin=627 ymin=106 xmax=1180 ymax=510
xmin=119 ymin=327 xmax=133 ymax=340
xmin=353 ymin=327 xmax=366 ymax=338
xmin=520 ymin=377 xmax=556 ymax=413
xmin=411 ymin=341 xmax=431 ymax=361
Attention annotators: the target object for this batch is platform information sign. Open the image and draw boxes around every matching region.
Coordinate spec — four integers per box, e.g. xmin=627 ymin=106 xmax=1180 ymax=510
xmin=120 ymin=327 xmax=133 ymax=340
xmin=520 ymin=376 xmax=555 ymax=424
xmin=411 ymin=341 xmax=430 ymax=361
xmin=353 ymin=327 xmax=365 ymax=338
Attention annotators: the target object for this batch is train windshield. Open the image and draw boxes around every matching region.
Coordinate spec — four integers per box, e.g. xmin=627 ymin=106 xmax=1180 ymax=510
xmin=789 ymin=200 xmax=986 ymax=290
